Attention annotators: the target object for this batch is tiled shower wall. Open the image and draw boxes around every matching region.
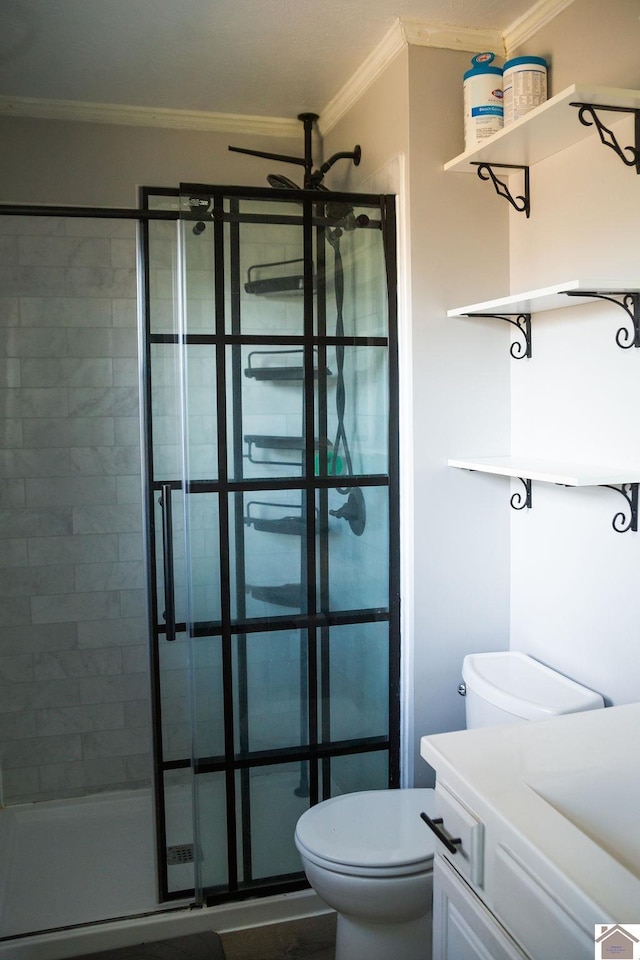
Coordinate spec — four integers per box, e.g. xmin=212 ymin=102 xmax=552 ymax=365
xmin=0 ymin=215 xmax=151 ymax=804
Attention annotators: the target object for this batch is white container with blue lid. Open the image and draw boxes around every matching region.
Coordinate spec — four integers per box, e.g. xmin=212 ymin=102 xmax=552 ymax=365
xmin=463 ymin=52 xmax=503 ymax=150
xmin=503 ymin=55 xmax=547 ymax=125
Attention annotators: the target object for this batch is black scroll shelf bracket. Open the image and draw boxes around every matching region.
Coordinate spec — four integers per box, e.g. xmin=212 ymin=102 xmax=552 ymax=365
xmin=569 ymin=102 xmax=640 ymax=173
xmin=471 ymin=163 xmax=530 ymax=217
xmin=511 ymin=477 xmax=532 ymax=511
xmin=601 ymin=483 xmax=639 ymax=533
xmin=564 ymin=291 xmax=640 ymax=349
xmin=463 ymin=312 xmax=532 ymax=359
xmin=509 ymin=478 xmax=637 ymax=531
xmin=461 ymin=469 xmax=532 ymax=510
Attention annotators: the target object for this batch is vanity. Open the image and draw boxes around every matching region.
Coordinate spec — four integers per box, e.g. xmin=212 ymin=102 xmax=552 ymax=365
xmin=421 ymin=702 xmax=640 ymax=959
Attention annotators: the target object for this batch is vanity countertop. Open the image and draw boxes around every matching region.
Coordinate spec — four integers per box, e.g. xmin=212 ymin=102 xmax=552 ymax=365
xmin=420 ymin=701 xmax=640 ymax=922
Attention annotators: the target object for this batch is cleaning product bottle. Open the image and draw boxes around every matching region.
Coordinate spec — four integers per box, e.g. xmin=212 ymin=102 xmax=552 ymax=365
xmin=463 ymin=52 xmax=504 ymax=150
xmin=503 ymin=56 xmax=548 ymax=125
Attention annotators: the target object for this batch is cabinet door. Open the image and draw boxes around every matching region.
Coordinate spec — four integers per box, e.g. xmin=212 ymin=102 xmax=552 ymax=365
xmin=493 ymin=844 xmax=594 ymax=958
xmin=433 ymin=855 xmax=530 ymax=960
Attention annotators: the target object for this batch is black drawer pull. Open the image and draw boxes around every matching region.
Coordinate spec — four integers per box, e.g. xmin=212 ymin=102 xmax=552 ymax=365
xmin=420 ymin=812 xmax=462 ymax=855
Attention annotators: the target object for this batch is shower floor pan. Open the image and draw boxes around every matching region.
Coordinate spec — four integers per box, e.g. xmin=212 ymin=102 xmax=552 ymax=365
xmin=0 ymin=789 xmax=187 ymax=940
xmin=0 ymin=773 xmax=325 ymax=960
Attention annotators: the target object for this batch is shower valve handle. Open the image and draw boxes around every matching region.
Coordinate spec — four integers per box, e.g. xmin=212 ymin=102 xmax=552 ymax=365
xmin=329 ymin=488 xmax=366 ymax=537
xmin=329 ymin=502 xmax=354 ymax=521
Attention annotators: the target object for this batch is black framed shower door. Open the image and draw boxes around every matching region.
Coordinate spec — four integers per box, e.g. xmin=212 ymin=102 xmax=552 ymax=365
xmin=141 ymin=184 xmax=400 ymax=906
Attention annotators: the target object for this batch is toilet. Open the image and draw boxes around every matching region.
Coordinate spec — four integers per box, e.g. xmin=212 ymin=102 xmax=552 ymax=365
xmin=294 ymin=651 xmax=604 ymax=960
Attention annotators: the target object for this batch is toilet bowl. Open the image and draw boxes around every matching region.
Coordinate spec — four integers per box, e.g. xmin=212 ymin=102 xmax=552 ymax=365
xmin=295 ymin=651 xmax=604 ymax=960
xmin=295 ymin=788 xmax=436 ymax=960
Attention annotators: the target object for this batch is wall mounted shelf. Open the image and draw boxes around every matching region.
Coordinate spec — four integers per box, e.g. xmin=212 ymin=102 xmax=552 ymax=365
xmin=445 ymin=85 xmax=640 ymax=214
xmin=448 ymin=455 xmax=640 ymax=487
xmin=448 ymin=280 xmax=640 ymax=356
xmin=446 ymin=85 xmax=640 ymax=534
xmin=445 ymin=85 xmax=640 ymax=174
xmin=448 ymin=456 xmax=640 ymax=532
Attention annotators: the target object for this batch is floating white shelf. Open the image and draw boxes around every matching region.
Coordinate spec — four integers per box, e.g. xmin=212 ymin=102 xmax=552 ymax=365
xmin=444 ymin=84 xmax=640 ymax=174
xmin=446 ymin=85 xmax=640 ymax=531
xmin=448 ymin=456 xmax=640 ymax=487
xmin=448 ymin=280 xmax=640 ymax=318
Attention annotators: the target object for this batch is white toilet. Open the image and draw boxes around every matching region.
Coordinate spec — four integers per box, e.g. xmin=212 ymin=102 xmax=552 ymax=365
xmin=294 ymin=651 xmax=604 ymax=960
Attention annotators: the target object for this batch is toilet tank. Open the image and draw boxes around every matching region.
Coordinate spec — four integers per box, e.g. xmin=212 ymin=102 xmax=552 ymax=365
xmin=462 ymin=651 xmax=604 ymax=728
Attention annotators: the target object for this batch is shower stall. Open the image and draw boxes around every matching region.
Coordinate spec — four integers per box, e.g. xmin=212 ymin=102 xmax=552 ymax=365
xmin=145 ymin=182 xmax=400 ymax=905
xmin=0 ymin=180 xmax=398 ymax=943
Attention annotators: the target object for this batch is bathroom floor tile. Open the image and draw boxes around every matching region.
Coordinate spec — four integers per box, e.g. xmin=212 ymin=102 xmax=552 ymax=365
xmin=69 ymin=932 xmax=226 ymax=960
xmin=220 ymin=913 xmax=336 ymax=960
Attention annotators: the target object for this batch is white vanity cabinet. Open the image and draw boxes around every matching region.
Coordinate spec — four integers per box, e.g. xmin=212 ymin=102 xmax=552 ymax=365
xmin=433 ymin=854 xmax=528 ymax=960
xmin=421 ymin=706 xmax=640 ymax=960
xmin=430 ymin=816 xmax=594 ymax=960
xmin=426 ymin=775 xmax=599 ymax=959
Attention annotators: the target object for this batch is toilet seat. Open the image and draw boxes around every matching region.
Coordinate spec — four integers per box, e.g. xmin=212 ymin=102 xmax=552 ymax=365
xmin=295 ymin=788 xmax=436 ymax=878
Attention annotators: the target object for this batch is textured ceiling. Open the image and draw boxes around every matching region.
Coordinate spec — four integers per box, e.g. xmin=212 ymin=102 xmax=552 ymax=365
xmin=0 ymin=0 xmax=537 ymax=119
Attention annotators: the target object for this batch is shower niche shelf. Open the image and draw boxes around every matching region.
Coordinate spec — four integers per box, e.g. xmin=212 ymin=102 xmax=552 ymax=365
xmin=245 ymin=434 xmax=333 ymax=468
xmin=244 ymin=258 xmax=316 ymax=297
xmin=244 ymin=500 xmax=306 ymax=536
xmin=445 ymin=84 xmax=640 ymax=214
xmin=448 ymin=280 xmax=640 ymax=357
xmin=244 ymin=499 xmax=328 ymax=536
xmin=448 ymin=456 xmax=640 ymax=532
xmin=247 ymin=582 xmax=303 ymax=607
xmin=244 ymin=349 xmax=332 ymax=381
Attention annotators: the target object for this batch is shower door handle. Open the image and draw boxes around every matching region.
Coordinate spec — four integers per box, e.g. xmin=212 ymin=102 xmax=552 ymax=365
xmin=159 ymin=483 xmax=177 ymax=642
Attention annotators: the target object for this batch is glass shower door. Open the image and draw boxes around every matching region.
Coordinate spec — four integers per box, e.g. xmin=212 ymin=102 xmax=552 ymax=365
xmin=146 ymin=184 xmax=398 ymax=904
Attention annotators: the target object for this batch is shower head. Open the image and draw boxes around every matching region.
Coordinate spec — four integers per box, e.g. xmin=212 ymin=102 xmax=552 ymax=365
xmin=266 ymin=174 xmax=301 ymax=190
xmin=230 ymin=114 xmax=360 ymax=191
xmin=267 ymin=173 xmax=330 ymax=193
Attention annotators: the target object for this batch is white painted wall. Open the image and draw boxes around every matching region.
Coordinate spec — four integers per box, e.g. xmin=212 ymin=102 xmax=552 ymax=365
xmin=326 ymin=45 xmax=511 ymax=786
xmin=0 ymin=118 xmax=299 ymax=206
xmin=506 ymin=0 xmax=640 ymax=705
xmin=326 ymin=0 xmax=640 ymax=783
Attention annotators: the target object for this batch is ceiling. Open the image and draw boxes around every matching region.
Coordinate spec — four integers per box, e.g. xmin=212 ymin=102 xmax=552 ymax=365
xmin=0 ymin=0 xmax=539 ymax=122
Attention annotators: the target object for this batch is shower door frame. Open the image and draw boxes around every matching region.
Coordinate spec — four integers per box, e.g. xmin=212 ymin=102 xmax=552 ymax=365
xmin=140 ymin=184 xmax=400 ymax=907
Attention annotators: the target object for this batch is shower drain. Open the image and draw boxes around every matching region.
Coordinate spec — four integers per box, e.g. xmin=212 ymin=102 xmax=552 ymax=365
xmin=166 ymin=843 xmax=195 ymax=866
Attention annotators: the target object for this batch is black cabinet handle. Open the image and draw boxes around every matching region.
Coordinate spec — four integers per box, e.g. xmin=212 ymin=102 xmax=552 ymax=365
xmin=420 ymin=811 xmax=462 ymax=855
xmin=159 ymin=483 xmax=176 ymax=642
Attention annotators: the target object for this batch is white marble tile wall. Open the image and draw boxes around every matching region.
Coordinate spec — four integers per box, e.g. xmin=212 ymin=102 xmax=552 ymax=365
xmin=0 ymin=215 xmax=151 ymax=804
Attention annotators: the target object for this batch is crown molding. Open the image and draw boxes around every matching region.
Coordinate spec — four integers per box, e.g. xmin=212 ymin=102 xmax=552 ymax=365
xmin=0 ymin=95 xmax=300 ymax=138
xmin=401 ymin=19 xmax=504 ymax=55
xmin=504 ymin=0 xmax=576 ymax=52
xmin=318 ymin=20 xmax=406 ymax=136
xmin=0 ymin=0 xmax=575 ymax=139
xmin=321 ymin=0 xmax=574 ymax=134
xmin=319 ymin=16 xmax=504 ymax=136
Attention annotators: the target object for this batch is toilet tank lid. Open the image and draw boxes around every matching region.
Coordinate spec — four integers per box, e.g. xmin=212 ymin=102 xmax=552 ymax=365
xmin=295 ymin=789 xmax=436 ymax=868
xmin=462 ymin=652 xmax=604 ymax=720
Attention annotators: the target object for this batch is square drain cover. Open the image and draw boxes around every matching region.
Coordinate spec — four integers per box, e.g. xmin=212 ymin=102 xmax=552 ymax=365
xmin=166 ymin=843 xmax=195 ymax=866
